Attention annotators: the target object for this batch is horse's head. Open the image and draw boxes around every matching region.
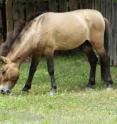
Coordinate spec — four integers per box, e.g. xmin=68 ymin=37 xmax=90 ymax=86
xmin=0 ymin=56 xmax=19 ymax=94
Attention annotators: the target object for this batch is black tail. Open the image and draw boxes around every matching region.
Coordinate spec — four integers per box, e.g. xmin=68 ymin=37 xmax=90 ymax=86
xmin=104 ymin=18 xmax=112 ymax=55
xmin=101 ymin=18 xmax=112 ymax=81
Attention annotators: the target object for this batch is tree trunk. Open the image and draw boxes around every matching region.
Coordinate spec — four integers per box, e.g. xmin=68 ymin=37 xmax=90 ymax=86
xmin=1 ymin=0 xmax=6 ymax=41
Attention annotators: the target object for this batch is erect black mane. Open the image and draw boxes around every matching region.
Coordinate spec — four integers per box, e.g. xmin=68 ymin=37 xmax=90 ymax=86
xmin=0 ymin=12 xmax=42 ymax=56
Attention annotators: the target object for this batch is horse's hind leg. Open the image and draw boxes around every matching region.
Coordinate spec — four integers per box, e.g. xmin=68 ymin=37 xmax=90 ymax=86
xmin=92 ymin=40 xmax=113 ymax=89
xmin=83 ymin=44 xmax=98 ymax=88
xmin=45 ymin=48 xmax=57 ymax=96
xmin=100 ymin=52 xmax=113 ymax=89
xmin=22 ymin=53 xmax=41 ymax=92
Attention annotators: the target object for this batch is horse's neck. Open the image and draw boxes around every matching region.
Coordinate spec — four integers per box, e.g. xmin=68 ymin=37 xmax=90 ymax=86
xmin=7 ymin=32 xmax=35 ymax=65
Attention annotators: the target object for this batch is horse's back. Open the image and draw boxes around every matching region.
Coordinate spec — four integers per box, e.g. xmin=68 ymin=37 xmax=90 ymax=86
xmin=45 ymin=9 xmax=104 ymax=28
xmin=38 ymin=9 xmax=105 ymax=50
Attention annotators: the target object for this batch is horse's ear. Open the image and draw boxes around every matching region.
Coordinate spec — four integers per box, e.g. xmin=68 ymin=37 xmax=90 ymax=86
xmin=0 ymin=56 xmax=11 ymax=65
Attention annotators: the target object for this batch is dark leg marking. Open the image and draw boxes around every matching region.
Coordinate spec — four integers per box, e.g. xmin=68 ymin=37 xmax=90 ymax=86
xmin=83 ymin=43 xmax=98 ymax=88
xmin=100 ymin=53 xmax=113 ymax=89
xmin=46 ymin=54 xmax=57 ymax=95
xmin=22 ymin=54 xmax=40 ymax=92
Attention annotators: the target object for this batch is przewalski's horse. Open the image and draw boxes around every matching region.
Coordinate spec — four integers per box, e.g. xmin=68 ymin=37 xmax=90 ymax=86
xmin=0 ymin=9 xmax=113 ymax=94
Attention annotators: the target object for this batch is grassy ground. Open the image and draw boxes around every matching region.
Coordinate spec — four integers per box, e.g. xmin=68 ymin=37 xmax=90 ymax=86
xmin=0 ymin=53 xmax=117 ymax=124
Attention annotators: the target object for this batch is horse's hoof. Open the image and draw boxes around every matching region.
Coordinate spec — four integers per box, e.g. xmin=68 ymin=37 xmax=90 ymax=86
xmin=107 ymin=87 xmax=113 ymax=91
xmin=86 ymin=84 xmax=94 ymax=90
xmin=86 ymin=86 xmax=93 ymax=91
xmin=49 ymin=89 xmax=56 ymax=96
xmin=49 ymin=92 xmax=54 ymax=96
xmin=22 ymin=87 xmax=29 ymax=93
xmin=107 ymin=85 xmax=113 ymax=91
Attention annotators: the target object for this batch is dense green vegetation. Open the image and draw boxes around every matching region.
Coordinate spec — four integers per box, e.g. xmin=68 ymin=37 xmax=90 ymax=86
xmin=0 ymin=54 xmax=117 ymax=124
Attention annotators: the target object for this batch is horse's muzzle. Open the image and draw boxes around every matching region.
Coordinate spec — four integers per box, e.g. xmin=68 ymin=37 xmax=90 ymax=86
xmin=0 ymin=89 xmax=10 ymax=94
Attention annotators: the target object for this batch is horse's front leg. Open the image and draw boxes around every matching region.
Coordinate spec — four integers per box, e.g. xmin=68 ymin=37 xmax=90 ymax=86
xmin=22 ymin=54 xmax=40 ymax=92
xmin=45 ymin=48 xmax=57 ymax=96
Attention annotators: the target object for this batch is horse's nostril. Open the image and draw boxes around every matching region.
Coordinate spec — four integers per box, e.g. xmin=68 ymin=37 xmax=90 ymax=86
xmin=6 ymin=90 xmax=10 ymax=94
xmin=1 ymin=89 xmax=5 ymax=94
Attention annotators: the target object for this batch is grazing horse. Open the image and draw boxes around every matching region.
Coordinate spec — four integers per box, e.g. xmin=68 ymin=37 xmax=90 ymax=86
xmin=0 ymin=9 xmax=113 ymax=94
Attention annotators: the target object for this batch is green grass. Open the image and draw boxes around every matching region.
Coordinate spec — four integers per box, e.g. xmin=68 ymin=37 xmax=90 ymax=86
xmin=0 ymin=53 xmax=117 ymax=124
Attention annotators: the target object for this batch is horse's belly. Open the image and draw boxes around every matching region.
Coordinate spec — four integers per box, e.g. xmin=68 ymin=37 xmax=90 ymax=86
xmin=55 ymin=39 xmax=85 ymax=50
xmin=55 ymin=27 xmax=89 ymax=50
xmin=56 ymin=43 xmax=82 ymax=50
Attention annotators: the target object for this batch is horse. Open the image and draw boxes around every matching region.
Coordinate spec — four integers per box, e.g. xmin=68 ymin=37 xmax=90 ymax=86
xmin=0 ymin=9 xmax=113 ymax=95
